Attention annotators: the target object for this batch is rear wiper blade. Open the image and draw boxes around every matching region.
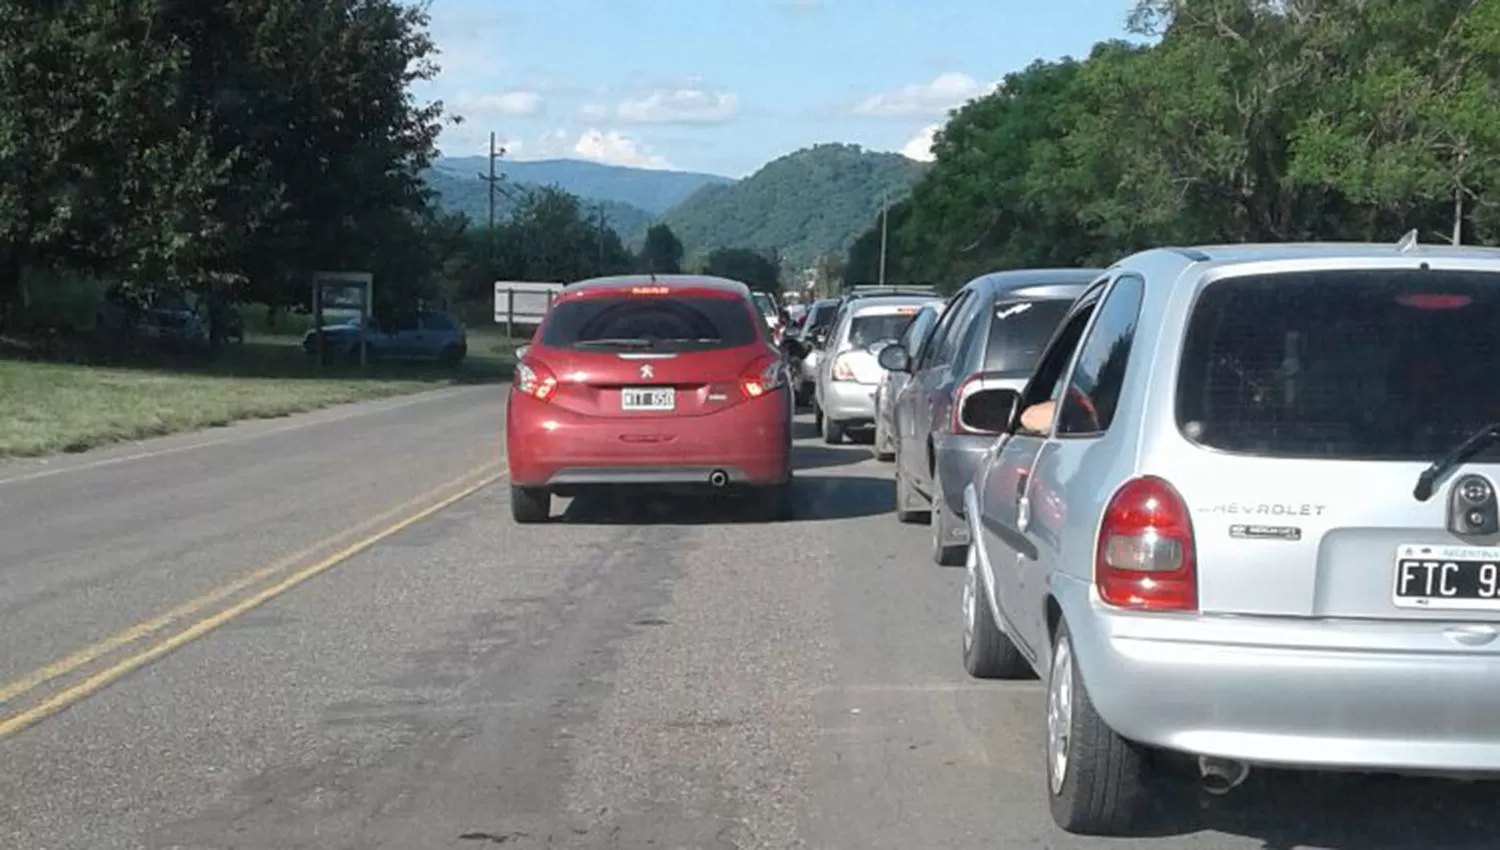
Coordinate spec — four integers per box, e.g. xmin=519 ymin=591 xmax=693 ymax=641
xmin=574 ymin=338 xmax=653 ymax=349
xmin=1414 ymin=421 xmax=1500 ymax=501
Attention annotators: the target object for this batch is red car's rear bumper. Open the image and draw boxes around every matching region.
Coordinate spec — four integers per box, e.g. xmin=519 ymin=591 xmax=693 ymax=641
xmin=506 ymin=389 xmax=792 ymax=488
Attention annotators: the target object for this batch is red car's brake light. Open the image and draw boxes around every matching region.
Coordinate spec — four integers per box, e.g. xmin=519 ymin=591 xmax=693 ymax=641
xmin=740 ymin=355 xmax=786 ymax=399
xmin=1094 ymin=476 xmax=1198 ymax=612
xmin=515 ymin=360 xmax=558 ymax=401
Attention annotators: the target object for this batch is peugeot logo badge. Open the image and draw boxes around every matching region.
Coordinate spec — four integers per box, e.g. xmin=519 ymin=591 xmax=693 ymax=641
xmin=639 ymin=363 xmax=654 ymax=379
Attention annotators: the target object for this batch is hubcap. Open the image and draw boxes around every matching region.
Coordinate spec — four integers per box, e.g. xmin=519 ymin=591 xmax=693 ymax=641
xmin=1047 ymin=635 xmax=1074 ymax=794
xmin=961 ymin=563 xmax=976 ymax=652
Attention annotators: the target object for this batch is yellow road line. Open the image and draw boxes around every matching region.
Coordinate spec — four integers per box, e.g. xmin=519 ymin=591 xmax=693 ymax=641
xmin=0 ymin=467 xmax=506 ymax=741
xmin=0 ymin=461 xmax=504 ymax=708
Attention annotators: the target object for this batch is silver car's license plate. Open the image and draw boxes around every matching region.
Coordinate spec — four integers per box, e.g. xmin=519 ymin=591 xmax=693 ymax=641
xmin=1393 ymin=543 xmax=1500 ymax=609
xmin=621 ymin=387 xmax=675 ymax=411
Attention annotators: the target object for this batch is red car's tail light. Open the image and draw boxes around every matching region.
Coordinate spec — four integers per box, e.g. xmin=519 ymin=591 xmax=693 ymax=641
xmin=1095 ymin=476 xmax=1198 ymax=612
xmin=740 ymin=356 xmax=785 ymax=399
xmin=516 ymin=360 xmax=558 ymax=401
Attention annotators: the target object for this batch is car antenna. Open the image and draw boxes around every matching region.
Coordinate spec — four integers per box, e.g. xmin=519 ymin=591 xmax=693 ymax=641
xmin=1397 ymin=228 xmax=1420 ymax=253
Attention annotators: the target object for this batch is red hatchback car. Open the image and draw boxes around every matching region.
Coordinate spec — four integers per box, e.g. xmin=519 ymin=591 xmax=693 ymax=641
xmin=505 ymin=275 xmax=794 ymax=523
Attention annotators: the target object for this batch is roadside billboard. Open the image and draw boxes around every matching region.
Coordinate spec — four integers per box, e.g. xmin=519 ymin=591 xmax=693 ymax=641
xmin=494 ymin=281 xmax=563 ymax=336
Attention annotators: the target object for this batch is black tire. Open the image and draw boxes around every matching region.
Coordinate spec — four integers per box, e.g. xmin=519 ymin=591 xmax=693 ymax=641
xmin=873 ymin=418 xmax=895 ymax=462
xmin=931 ymin=475 xmax=966 ymax=566
xmin=1046 ymin=620 xmax=1152 ymax=836
xmin=894 ymin=463 xmax=929 ymax=524
xmin=510 ymin=485 xmax=550 ymax=523
xmin=961 ymin=555 xmax=1031 ymax=679
xmin=822 ymin=415 xmax=845 ymax=445
xmin=438 ymin=344 xmax=464 ymax=367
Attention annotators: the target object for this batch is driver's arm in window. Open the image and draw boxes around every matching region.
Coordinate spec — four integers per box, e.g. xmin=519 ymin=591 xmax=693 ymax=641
xmin=1017 ymin=359 xmax=1070 ymax=436
xmin=1019 ymin=400 xmax=1056 ymax=435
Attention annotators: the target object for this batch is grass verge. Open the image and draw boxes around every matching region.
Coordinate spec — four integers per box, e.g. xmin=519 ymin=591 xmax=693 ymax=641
xmin=0 ymin=331 xmax=520 ymax=458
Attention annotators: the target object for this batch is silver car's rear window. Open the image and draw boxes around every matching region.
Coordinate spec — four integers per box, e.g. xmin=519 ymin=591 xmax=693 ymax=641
xmin=848 ymin=313 xmax=916 ymax=348
xmin=1177 ymin=268 xmax=1500 ymax=460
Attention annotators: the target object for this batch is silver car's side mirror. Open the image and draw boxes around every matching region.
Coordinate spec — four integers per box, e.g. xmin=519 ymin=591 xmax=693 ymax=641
xmin=876 ymin=343 xmax=912 ymax=373
xmin=959 ymin=388 xmax=1020 ymax=434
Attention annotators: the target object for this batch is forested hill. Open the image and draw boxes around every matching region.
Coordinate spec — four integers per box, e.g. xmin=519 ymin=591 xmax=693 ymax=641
xmin=431 ymin=157 xmax=732 ymax=215
xmin=660 ymin=144 xmax=928 ymax=269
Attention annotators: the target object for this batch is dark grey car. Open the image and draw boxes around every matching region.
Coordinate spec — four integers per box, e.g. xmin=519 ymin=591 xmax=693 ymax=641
xmin=873 ymin=301 xmax=943 ymax=461
xmin=881 ymin=269 xmax=1098 ymax=565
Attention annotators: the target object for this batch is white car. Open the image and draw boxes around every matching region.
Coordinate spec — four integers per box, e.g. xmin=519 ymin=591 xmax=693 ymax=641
xmin=813 ymin=295 xmax=941 ymax=444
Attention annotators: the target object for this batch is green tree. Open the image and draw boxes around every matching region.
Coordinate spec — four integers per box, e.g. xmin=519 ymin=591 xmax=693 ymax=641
xmin=638 ymin=223 xmax=685 ymax=273
xmin=0 ymin=0 xmax=447 ymax=329
xmin=700 ymin=247 xmax=782 ymax=293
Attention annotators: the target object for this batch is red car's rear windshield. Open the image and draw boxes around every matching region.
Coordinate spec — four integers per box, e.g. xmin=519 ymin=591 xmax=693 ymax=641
xmin=540 ymin=291 xmax=760 ymax=353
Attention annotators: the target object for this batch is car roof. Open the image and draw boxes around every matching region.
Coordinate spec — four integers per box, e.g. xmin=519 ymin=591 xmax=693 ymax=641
xmin=1130 ymin=241 xmax=1500 ymax=273
xmin=565 ymin=274 xmax=751 ymax=296
xmin=847 ymin=295 xmax=942 ymax=316
xmin=961 ymin=268 xmax=1105 ymax=298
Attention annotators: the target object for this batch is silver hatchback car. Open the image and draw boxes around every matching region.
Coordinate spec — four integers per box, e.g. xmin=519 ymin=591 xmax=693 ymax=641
xmin=958 ymin=237 xmax=1500 ymax=835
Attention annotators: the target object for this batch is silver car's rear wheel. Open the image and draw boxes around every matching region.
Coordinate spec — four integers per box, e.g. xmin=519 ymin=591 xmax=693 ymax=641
xmin=1046 ymin=633 xmax=1074 ymax=794
xmin=1045 ymin=621 xmax=1152 ymax=836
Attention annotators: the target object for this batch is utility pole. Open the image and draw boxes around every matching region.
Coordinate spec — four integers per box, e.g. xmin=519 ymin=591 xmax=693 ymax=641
xmin=595 ymin=202 xmax=608 ymax=262
xmin=477 ymin=133 xmax=507 ymax=274
xmin=478 ymin=131 xmax=507 ymax=232
xmin=877 ymin=191 xmax=889 ymax=286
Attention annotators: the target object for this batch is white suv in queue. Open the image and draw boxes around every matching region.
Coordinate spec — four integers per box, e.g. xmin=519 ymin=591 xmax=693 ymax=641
xmin=957 ymin=236 xmax=1500 ymax=835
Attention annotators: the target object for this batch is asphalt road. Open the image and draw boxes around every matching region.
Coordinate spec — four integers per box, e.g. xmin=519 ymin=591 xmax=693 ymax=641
xmin=0 ymin=387 xmax=1494 ymax=849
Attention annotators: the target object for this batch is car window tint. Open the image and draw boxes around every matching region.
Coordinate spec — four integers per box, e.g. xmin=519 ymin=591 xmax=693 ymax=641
xmin=924 ymin=292 xmax=972 ymax=368
xmin=984 ymin=298 xmax=1074 ymax=373
xmin=1056 ymin=274 xmax=1143 ymax=436
xmin=849 ymin=313 xmax=914 ymax=348
xmin=422 ymin=312 xmax=455 ymax=331
xmin=951 ymin=301 xmax=990 ymax=376
xmin=540 ymin=294 xmax=758 ymax=351
xmin=391 ymin=313 xmax=420 ymax=332
xmin=902 ymin=306 xmax=937 ymax=353
xmin=1178 ymin=269 xmax=1500 ymax=460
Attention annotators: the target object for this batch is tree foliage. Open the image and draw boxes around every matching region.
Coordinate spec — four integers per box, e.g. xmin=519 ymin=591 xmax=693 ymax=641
xmin=0 ymin=0 xmax=448 ymax=324
xmin=699 ymin=247 xmax=782 ymax=293
xmin=638 ymin=224 xmax=685 ymax=274
xmin=856 ymin=0 xmax=1500 ymax=291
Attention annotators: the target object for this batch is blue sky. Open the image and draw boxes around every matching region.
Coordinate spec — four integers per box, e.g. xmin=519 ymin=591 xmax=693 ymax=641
xmin=415 ymin=0 xmax=1140 ymax=177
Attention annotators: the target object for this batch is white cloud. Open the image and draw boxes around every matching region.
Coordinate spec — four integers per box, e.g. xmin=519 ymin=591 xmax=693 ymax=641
xmin=452 ymin=90 xmax=544 ymax=118
xmin=616 ymin=87 xmax=738 ymax=124
xmin=853 ymin=72 xmax=996 ymax=118
xmin=577 ymin=102 xmax=610 ymax=119
xmin=900 ymin=124 xmax=940 ymax=162
xmin=572 ymin=129 xmax=670 ymax=169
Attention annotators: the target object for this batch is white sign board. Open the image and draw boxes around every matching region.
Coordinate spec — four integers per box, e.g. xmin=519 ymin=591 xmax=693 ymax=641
xmin=494 ymin=281 xmax=564 ymax=324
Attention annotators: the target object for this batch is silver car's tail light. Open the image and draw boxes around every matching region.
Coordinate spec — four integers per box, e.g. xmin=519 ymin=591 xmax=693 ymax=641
xmin=1094 ymin=476 xmax=1198 ymax=611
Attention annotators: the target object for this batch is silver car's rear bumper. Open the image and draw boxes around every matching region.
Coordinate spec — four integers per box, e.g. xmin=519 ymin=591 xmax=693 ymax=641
xmin=1057 ymin=574 xmax=1500 ymax=773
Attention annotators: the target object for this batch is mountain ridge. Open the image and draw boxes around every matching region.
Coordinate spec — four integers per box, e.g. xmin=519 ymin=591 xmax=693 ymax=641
xmin=421 ymin=147 xmax=926 ymax=268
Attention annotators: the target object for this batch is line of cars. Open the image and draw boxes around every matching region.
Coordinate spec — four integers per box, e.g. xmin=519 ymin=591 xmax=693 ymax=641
xmin=505 ymin=238 xmax=1500 ymax=838
xmin=872 ymin=237 xmax=1500 ymax=836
